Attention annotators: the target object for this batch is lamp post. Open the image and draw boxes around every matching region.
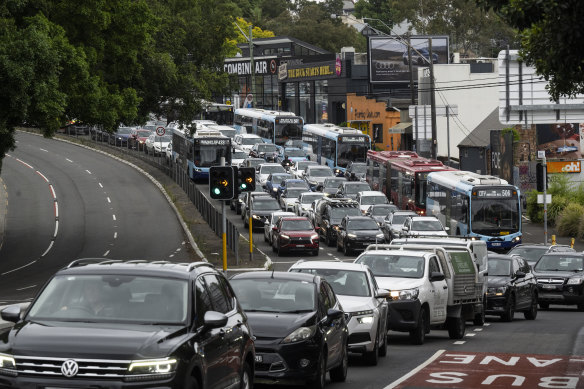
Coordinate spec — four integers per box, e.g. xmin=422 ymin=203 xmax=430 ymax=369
xmin=235 ymin=22 xmax=255 ymax=107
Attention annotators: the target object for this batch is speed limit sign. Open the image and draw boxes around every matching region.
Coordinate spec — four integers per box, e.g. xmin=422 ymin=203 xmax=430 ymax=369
xmin=156 ymin=126 xmax=165 ymax=136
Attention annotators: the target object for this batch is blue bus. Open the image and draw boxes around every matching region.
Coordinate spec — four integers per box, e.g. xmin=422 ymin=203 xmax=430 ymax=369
xmin=426 ymin=170 xmax=522 ymax=250
xmin=233 ymin=108 xmax=303 ymax=146
xmin=172 ymin=126 xmax=232 ymax=180
xmin=302 ymin=123 xmax=371 ymax=174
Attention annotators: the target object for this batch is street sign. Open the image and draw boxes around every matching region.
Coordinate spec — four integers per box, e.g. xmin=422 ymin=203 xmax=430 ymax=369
xmin=156 ymin=126 xmax=165 ymax=136
xmin=537 ymin=194 xmax=552 ymax=204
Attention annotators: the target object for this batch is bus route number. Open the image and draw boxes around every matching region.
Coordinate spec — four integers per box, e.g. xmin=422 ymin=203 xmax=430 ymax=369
xmin=477 ymin=189 xmax=511 ymax=198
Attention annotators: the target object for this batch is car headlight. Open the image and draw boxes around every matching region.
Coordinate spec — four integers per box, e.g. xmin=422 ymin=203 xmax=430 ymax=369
xmin=347 ymin=233 xmax=357 ymax=239
xmin=282 ymin=325 xmax=316 ymax=343
xmin=0 ymin=353 xmax=17 ymax=376
xmin=334 ymin=169 xmax=341 ymax=174
xmin=376 ymin=233 xmax=384 ymax=239
xmin=280 ymin=234 xmax=290 ymax=240
xmin=194 ymin=168 xmax=202 ymax=172
xmin=309 ymin=180 xmax=317 ymax=186
xmin=126 ymin=358 xmax=177 ymax=381
xmin=272 ymin=188 xmax=278 ymax=192
xmin=310 ymin=234 xmax=319 ymax=241
xmin=390 ymin=288 xmax=419 ymax=300
xmin=487 ymin=287 xmax=507 ymax=296
xmin=567 ymin=277 xmax=584 ymax=285
xmin=252 ymin=215 xmax=261 ymax=220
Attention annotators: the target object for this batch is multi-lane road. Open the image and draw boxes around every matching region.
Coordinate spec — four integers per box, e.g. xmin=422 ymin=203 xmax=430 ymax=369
xmin=1 ymin=131 xmax=583 ymax=388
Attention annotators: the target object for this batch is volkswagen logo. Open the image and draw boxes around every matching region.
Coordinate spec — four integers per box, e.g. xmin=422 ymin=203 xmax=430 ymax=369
xmin=61 ymin=359 xmax=79 ymax=378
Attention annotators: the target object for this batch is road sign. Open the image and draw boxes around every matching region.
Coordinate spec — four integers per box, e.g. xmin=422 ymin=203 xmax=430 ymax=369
xmin=156 ymin=126 xmax=165 ymax=136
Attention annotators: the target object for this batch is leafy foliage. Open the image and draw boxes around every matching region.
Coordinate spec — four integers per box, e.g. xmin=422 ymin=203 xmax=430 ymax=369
xmin=556 ymin=203 xmax=584 ymax=238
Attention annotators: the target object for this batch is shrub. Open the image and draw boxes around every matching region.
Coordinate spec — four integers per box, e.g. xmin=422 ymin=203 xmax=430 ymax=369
xmin=556 ymin=203 xmax=584 ymax=237
xmin=526 ymin=190 xmax=543 ymax=223
xmin=548 ymin=195 xmax=569 ymax=225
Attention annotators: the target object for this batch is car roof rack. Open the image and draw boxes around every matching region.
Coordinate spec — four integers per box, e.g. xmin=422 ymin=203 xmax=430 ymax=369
xmin=186 ymin=262 xmax=216 ymax=272
xmin=66 ymin=258 xmax=110 ymax=268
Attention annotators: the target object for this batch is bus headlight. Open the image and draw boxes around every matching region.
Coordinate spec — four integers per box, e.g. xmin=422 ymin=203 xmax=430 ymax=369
xmin=512 ymin=236 xmax=521 ymax=243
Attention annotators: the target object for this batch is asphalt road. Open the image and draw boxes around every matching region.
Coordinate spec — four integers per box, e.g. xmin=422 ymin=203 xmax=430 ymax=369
xmin=0 ymin=132 xmax=191 ymax=303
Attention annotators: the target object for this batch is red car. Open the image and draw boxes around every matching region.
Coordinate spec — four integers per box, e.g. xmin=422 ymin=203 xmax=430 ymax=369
xmin=272 ymin=216 xmax=319 ymax=257
xmin=130 ymin=128 xmax=153 ymax=150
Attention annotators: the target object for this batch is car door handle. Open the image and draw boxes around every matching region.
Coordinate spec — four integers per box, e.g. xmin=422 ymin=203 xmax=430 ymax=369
xmin=443 ymin=286 xmax=447 ymax=289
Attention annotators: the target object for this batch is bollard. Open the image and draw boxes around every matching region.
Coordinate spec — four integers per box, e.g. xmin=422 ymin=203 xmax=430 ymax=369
xmin=551 ymin=234 xmax=556 ymax=245
xmin=571 ymin=237 xmax=575 ymax=249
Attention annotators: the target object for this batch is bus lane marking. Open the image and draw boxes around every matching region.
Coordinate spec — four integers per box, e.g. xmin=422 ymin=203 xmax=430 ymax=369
xmin=388 ymin=351 xmax=582 ymax=388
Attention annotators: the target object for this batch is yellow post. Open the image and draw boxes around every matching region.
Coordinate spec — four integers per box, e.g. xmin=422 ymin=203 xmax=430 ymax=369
xmin=571 ymin=237 xmax=575 ymax=249
xmin=551 ymin=234 xmax=556 ymax=245
xmin=249 ymin=215 xmax=253 ymax=261
xmin=222 ymin=232 xmax=227 ymax=271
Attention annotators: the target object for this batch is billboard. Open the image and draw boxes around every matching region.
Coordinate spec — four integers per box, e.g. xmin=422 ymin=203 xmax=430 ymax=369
xmin=536 ymin=123 xmax=582 ymax=160
xmin=369 ymin=36 xmax=449 ymax=83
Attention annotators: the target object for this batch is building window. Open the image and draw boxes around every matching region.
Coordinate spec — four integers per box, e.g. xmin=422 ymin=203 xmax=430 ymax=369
xmin=373 ymin=124 xmax=383 ymax=143
xmin=285 ymin=83 xmax=297 ymax=114
xmin=315 ymin=80 xmax=328 ymax=123
xmin=299 ymin=81 xmax=313 ymax=123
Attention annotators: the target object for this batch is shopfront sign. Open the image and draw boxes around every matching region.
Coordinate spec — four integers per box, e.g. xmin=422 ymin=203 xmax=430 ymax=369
xmin=547 ymin=160 xmax=581 ymax=173
xmin=223 ymin=58 xmax=279 ymax=76
xmin=282 ymin=60 xmax=344 ymax=81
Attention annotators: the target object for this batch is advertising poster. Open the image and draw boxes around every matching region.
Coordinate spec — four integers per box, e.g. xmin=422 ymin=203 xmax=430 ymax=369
xmin=536 ymin=123 xmax=582 ymax=160
xmin=369 ymin=36 xmax=449 ymax=83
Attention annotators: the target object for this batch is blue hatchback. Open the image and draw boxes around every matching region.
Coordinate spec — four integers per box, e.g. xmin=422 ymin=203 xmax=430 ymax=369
xmin=276 ymin=178 xmax=310 ymax=199
xmin=265 ymin=173 xmax=293 ymax=197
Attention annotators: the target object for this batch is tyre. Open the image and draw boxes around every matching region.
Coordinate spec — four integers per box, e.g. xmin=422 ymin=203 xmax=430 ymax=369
xmin=336 ymin=242 xmax=342 ymax=252
xmin=325 ymin=231 xmax=334 ymax=247
xmin=409 ymin=308 xmax=426 ymax=345
xmin=473 ymin=307 xmax=485 ymax=326
xmin=343 ymin=242 xmax=351 ymax=256
xmin=447 ymin=316 xmax=465 ymax=339
xmin=185 ymin=374 xmax=200 ymax=389
xmin=365 ymin=329 xmax=379 ymax=365
xmin=378 ymin=324 xmax=388 ymax=357
xmin=312 ymin=249 xmax=319 ymax=256
xmin=309 ymin=352 xmax=327 ymax=389
xmin=577 ymin=303 xmax=584 ymax=312
xmin=240 ymin=362 xmax=252 ymax=389
xmin=524 ymin=293 xmax=538 ymax=320
xmin=501 ymin=294 xmax=515 ymax=322
xmin=539 ymin=302 xmax=549 ymax=310
xmin=277 ymin=244 xmax=283 ymax=257
xmin=329 ymin=344 xmax=347 ymax=382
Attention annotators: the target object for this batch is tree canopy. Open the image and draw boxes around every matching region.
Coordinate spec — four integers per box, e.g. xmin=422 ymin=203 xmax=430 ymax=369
xmin=476 ymin=0 xmax=584 ymax=100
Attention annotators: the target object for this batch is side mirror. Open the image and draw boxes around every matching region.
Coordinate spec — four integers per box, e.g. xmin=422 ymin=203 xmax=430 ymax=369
xmin=402 ymin=226 xmax=409 ymax=232
xmin=375 ymin=288 xmax=391 ymax=299
xmin=444 ymin=226 xmax=450 ymax=231
xmin=515 ymin=271 xmax=526 ymax=279
xmin=203 ymin=311 xmax=228 ymax=331
xmin=429 ymin=272 xmax=446 ymax=282
xmin=1 ymin=305 xmax=21 ymax=323
xmin=325 ymin=308 xmax=344 ymax=323
xmin=316 ymin=185 xmax=323 ymax=191
xmin=272 ymin=226 xmax=279 ymax=231
xmin=314 ymin=226 xmax=320 ymax=231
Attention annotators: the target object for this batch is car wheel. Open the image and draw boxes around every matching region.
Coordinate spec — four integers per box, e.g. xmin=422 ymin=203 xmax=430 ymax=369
xmin=409 ymin=307 xmax=426 ymax=345
xmin=336 ymin=241 xmax=342 ymax=252
xmin=240 ymin=362 xmax=252 ymax=389
xmin=524 ymin=292 xmax=538 ymax=320
xmin=447 ymin=316 xmax=465 ymax=339
xmin=539 ymin=302 xmax=549 ymax=310
xmin=365 ymin=329 xmax=379 ymax=365
xmin=343 ymin=241 xmax=351 ymax=256
xmin=577 ymin=303 xmax=584 ymax=312
xmin=501 ymin=294 xmax=515 ymax=322
xmin=329 ymin=343 xmax=348 ymax=382
xmin=312 ymin=249 xmax=319 ymax=256
xmin=325 ymin=231 xmax=332 ymax=246
xmin=473 ymin=302 xmax=485 ymax=326
xmin=185 ymin=374 xmax=200 ymax=389
xmin=277 ymin=244 xmax=283 ymax=257
xmin=379 ymin=324 xmax=388 ymax=357
xmin=309 ymin=352 xmax=327 ymax=389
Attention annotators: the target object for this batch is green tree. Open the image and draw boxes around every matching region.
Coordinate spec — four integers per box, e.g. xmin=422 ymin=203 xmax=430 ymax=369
xmin=354 ymin=0 xmax=394 ymax=34
xmin=476 ymin=0 xmax=584 ymax=100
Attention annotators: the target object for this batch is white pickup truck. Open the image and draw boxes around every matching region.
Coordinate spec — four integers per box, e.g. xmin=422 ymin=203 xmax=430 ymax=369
xmin=354 ymin=244 xmax=485 ymax=345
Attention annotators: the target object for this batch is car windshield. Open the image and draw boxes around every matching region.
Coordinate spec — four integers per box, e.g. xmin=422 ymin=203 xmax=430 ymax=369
xmin=219 ymin=129 xmax=236 ymax=139
xmin=231 ymin=278 xmax=315 ymax=313
xmin=350 ymin=164 xmax=367 ymax=173
xmin=356 ymin=254 xmax=425 ymax=278
xmin=284 ymin=189 xmax=304 ymax=199
xmin=488 ymin=258 xmax=511 ymax=276
xmin=136 ymin=130 xmax=151 ymax=137
xmin=285 ymin=139 xmax=304 ymax=148
xmin=412 ymin=219 xmax=444 ymax=231
xmin=241 ymin=137 xmax=260 ymax=145
xmin=271 ymin=174 xmax=291 ymax=185
xmin=154 ymin=135 xmax=171 ymax=142
xmin=301 ymin=194 xmax=324 ymax=204
xmin=281 ymin=219 xmax=313 ymax=231
xmin=390 ymin=214 xmax=416 ymax=225
xmin=285 ymin=149 xmax=306 ymax=157
xmin=324 ymin=179 xmax=345 ymax=188
xmin=232 ymin=151 xmax=248 ymax=159
xmin=261 ymin=165 xmax=286 ymax=175
xmin=26 ymin=275 xmax=188 ymax=324
xmin=347 ymin=219 xmax=379 ymax=230
xmin=286 ymin=181 xmax=308 ymax=189
xmin=293 ymin=269 xmax=371 ymax=297
xmin=361 ymin=196 xmax=388 ymax=205
xmin=345 ymin=183 xmax=371 ymax=194
xmin=534 ymin=255 xmax=584 ymax=272
xmin=258 ymin=144 xmax=278 ymax=152
xmin=245 ymin=159 xmax=263 ymax=168
xmin=116 ymin=127 xmax=133 ymax=135
xmin=507 ymin=247 xmax=549 ymax=263
xmin=308 ymin=168 xmax=333 ymax=177
xmin=331 ymin=207 xmax=361 ymax=218
xmin=296 ymin=161 xmax=316 ymax=171
xmin=370 ymin=205 xmax=397 ymax=216
xmin=253 ymin=199 xmax=281 ymax=211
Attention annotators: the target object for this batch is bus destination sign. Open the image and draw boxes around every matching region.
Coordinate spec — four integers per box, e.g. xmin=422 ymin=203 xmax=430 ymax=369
xmin=195 ymin=139 xmax=231 ymax=146
xmin=475 ymin=188 xmax=513 ymax=198
xmin=276 ymin=117 xmax=301 ymax=124
xmin=340 ymin=136 xmax=367 ymax=143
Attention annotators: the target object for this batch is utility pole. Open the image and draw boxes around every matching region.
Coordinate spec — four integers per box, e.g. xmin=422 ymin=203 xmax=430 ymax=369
xmin=428 ymin=38 xmax=437 ymax=160
xmin=249 ymin=25 xmax=255 ymax=108
xmin=408 ymin=35 xmax=415 ymax=105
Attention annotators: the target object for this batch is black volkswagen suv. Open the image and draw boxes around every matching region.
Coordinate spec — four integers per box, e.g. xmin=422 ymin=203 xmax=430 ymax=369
xmin=532 ymin=252 xmax=584 ymax=311
xmin=0 ymin=259 xmax=255 ymax=389
xmin=336 ymin=216 xmax=385 ymax=255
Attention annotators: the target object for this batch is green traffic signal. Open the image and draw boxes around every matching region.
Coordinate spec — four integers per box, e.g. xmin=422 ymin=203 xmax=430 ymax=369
xmin=209 ymin=166 xmax=235 ymax=200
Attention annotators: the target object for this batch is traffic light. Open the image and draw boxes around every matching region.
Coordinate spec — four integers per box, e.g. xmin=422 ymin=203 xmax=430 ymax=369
xmin=238 ymin=167 xmax=256 ymax=192
xmin=536 ymin=163 xmax=547 ymax=192
xmin=209 ymin=166 xmax=235 ymax=200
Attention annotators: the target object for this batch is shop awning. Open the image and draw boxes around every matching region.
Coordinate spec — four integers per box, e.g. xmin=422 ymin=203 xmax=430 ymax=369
xmin=389 ymin=122 xmax=412 ymax=134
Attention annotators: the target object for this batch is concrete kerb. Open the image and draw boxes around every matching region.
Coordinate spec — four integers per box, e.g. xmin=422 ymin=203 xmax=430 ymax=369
xmin=17 ymin=130 xmax=207 ymax=262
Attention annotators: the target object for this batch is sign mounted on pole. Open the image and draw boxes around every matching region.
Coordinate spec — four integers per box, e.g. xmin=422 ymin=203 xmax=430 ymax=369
xmin=156 ymin=126 xmax=166 ymax=136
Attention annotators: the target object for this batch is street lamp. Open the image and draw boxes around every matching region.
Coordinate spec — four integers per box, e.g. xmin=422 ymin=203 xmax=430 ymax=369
xmin=234 ymin=22 xmax=255 ymax=108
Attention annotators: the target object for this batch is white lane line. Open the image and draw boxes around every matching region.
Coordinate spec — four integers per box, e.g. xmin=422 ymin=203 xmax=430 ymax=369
xmin=36 ymin=171 xmax=49 ymax=182
xmin=385 ymin=350 xmax=445 ymax=389
xmin=103 ymin=250 xmax=110 ymax=256
xmin=107 ymin=197 xmax=111 ymax=203
xmin=114 ymin=232 xmax=117 ymax=239
xmin=85 ymin=170 xmax=92 ymax=174
xmin=524 ymin=231 xmax=532 ymax=235
xmin=484 ymin=323 xmax=490 ymax=326
xmin=453 ymin=341 xmax=466 ymax=345
xmin=40 ymin=148 xmax=48 ymax=152
xmin=49 ymin=184 xmax=56 ymax=199
xmin=474 ymin=328 xmax=483 ymax=332
xmin=16 ymin=285 xmax=37 ymax=291
xmin=41 ymin=241 xmax=54 ymax=257
xmin=327 ymin=253 xmax=333 ymax=256
xmin=66 ymin=158 xmax=73 ymax=163
xmin=175 ymin=248 xmax=181 ymax=252
xmin=54 ymin=202 xmax=59 ymax=218
xmin=466 ymin=333 xmax=476 ymax=337
xmin=53 ymin=221 xmax=59 ymax=238
xmin=15 ymin=158 xmax=34 ymax=169
xmin=2 ymin=260 xmax=37 ymax=275
xmin=169 ymin=254 xmax=175 ymax=258
xmin=112 ymin=214 xmax=117 ymax=221
xmin=99 ymin=183 xmax=103 ymax=188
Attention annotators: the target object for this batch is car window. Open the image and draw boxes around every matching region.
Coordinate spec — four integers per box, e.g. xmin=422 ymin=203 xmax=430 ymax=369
xmin=203 ymin=274 xmax=232 ymax=314
xmin=488 ymin=257 xmax=511 ymax=276
xmin=356 ymin=254 xmax=425 ymax=278
xmin=429 ymin=257 xmax=441 ymax=275
xmin=324 ymin=282 xmax=338 ymax=307
xmin=195 ymin=278 xmax=214 ymax=328
xmin=320 ymin=283 xmax=333 ymax=312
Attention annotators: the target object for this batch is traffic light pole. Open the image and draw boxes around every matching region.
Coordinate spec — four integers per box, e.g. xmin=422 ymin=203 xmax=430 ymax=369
xmin=543 ymin=155 xmax=548 ymax=244
xmin=220 ymin=157 xmax=227 ymax=271
xmin=249 ymin=193 xmax=253 ymax=262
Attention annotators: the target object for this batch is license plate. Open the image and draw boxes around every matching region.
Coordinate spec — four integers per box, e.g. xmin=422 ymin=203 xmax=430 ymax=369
xmin=255 ymin=355 xmax=263 ymax=363
xmin=295 ymin=244 xmax=305 ymax=247
xmin=491 ymin=242 xmax=501 ymax=247
xmin=500 ymin=231 xmax=509 ymax=235
xmin=542 ymin=285 xmax=557 ymax=289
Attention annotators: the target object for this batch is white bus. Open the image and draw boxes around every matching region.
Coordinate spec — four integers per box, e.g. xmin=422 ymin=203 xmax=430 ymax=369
xmin=233 ymin=108 xmax=303 ymax=146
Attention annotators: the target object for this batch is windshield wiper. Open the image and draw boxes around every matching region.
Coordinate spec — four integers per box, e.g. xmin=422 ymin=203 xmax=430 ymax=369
xmin=282 ymin=309 xmax=313 ymax=313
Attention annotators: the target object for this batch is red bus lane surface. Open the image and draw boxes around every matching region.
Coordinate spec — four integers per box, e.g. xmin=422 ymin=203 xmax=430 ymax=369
xmin=390 ymin=351 xmax=584 ymax=388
